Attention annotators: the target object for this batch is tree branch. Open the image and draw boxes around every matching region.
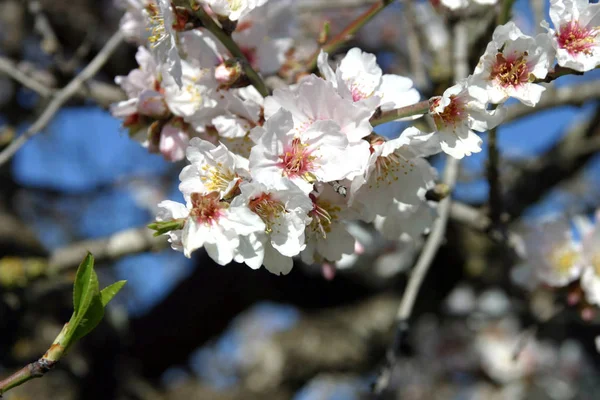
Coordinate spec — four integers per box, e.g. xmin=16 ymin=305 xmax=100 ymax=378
xmin=302 ymin=0 xmax=396 ymax=73
xmin=0 ymin=30 xmax=124 ymax=167
xmin=370 ymin=100 xmax=431 ymax=126
xmin=181 ymin=1 xmax=269 ymax=97
xmin=48 ymin=226 xmax=165 ymax=274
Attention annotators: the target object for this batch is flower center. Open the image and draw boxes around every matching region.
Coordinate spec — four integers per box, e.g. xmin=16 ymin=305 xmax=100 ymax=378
xmin=248 ymin=193 xmax=286 ymax=233
xmin=189 ymin=192 xmax=227 ymax=225
xmin=308 ymin=197 xmax=339 ymax=239
xmin=431 ymin=95 xmax=466 ymax=130
xmin=557 ymin=21 xmax=598 ymax=56
xmin=549 ymin=245 xmax=579 ymax=276
xmin=200 ymin=163 xmax=237 ymax=194
xmin=369 ymin=151 xmax=415 ymax=189
xmin=146 ymin=4 xmax=167 ymax=48
xmin=227 ymin=0 xmax=243 ymax=11
xmin=278 ymin=138 xmax=317 ymax=181
xmin=490 ymin=52 xmax=530 ymax=88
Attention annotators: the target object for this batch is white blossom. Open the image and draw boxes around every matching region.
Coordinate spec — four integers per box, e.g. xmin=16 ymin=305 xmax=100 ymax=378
xmin=156 ymin=192 xmax=265 ymax=262
xmin=116 ymin=0 xmax=156 ymax=43
xmin=350 ymin=127 xmax=437 ymax=222
xmin=520 ymin=217 xmax=584 ymax=287
xmin=264 ymin=75 xmax=373 ymax=143
xmin=471 ymin=22 xmax=554 ymax=107
xmin=301 ymin=184 xmax=357 ymax=264
xmin=179 ymin=138 xmax=249 ymax=200
xmin=249 ymin=109 xmax=369 ymax=194
xmin=317 ymin=48 xmax=421 ymax=118
xmin=429 ymin=80 xmax=505 ymax=159
xmin=145 ymin=0 xmax=184 ymax=87
xmin=543 ymin=0 xmax=600 ymax=72
xmin=580 ymin=213 xmax=600 ymax=306
xmin=230 ymin=180 xmax=313 ymax=274
xmin=231 ymin=4 xmax=293 ymax=74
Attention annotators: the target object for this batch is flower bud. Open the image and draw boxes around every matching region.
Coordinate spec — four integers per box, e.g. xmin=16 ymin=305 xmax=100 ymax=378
xmin=215 ymin=59 xmax=243 ymax=86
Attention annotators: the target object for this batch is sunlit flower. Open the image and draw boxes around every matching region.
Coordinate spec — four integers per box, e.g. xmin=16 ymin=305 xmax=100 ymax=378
xmin=543 ymin=0 xmax=600 ymax=72
xmin=156 ymin=192 xmax=265 ymax=262
xmin=179 ymin=138 xmax=249 ymax=200
xmin=350 ymin=127 xmax=437 ymax=222
xmin=471 ymin=22 xmax=554 ymax=106
xmin=301 ymin=184 xmax=357 ymax=264
xmin=264 ymin=75 xmax=373 ymax=143
xmin=429 ymin=80 xmax=505 ymax=159
xmin=231 ymin=180 xmax=312 ymax=274
xmin=318 ymin=48 xmax=421 ymax=118
xmin=249 ymin=109 xmax=369 ymax=194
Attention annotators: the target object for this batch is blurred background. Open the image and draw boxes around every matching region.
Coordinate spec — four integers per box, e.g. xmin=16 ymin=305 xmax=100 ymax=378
xmin=1 ymin=0 xmax=600 ymax=399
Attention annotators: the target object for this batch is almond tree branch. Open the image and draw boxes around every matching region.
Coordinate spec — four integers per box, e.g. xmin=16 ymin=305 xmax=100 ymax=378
xmin=370 ymin=100 xmax=431 ymax=126
xmin=0 ymin=56 xmax=53 ymax=97
xmin=0 ymin=30 xmax=124 ymax=167
xmin=48 ymin=226 xmax=165 ymax=274
xmin=0 ymin=56 xmax=125 ymax=106
xmin=181 ymin=1 xmax=269 ymax=97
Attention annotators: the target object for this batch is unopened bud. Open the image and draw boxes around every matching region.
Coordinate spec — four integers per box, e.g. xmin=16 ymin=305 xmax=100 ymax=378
xmin=215 ymin=59 xmax=243 ymax=86
xmin=425 ymin=183 xmax=451 ymax=202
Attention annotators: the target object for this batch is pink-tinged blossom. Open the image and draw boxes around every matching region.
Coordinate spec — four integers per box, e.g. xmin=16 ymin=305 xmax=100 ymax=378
xmin=179 ymin=138 xmax=249 ymax=200
xmin=156 ymin=192 xmax=265 ymax=262
xmin=429 ymin=80 xmax=505 ymax=159
xmin=230 ymin=181 xmax=313 ymax=275
xmin=249 ymin=109 xmax=370 ymax=194
xmin=318 ymin=48 xmax=421 ymax=118
xmin=264 ymin=75 xmax=373 ymax=143
xmin=543 ymin=0 xmax=600 ymax=72
xmin=471 ymin=22 xmax=554 ymax=107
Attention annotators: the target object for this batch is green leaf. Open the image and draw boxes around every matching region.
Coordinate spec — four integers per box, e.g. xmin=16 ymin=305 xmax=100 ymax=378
xmin=100 ymin=280 xmax=126 ymax=307
xmin=72 ymin=253 xmax=100 ymax=317
xmin=69 ymin=293 xmax=104 ymax=344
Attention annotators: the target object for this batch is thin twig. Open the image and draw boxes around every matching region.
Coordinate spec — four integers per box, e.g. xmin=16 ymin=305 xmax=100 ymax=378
xmin=28 ymin=0 xmax=60 ymax=54
xmin=370 ymin=100 xmax=431 ymax=126
xmin=487 ymin=126 xmax=504 ymax=228
xmin=0 ymin=30 xmax=124 ymax=167
xmin=0 ymin=57 xmax=53 ymax=97
xmin=49 ymin=226 xmax=165 ymax=274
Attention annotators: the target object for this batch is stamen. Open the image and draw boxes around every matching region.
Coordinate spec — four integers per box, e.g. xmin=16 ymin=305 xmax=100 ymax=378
xmin=189 ymin=192 xmax=227 ymax=225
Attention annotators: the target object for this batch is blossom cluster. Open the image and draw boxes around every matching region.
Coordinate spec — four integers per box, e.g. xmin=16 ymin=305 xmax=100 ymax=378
xmin=111 ymin=0 xmax=600 ymax=274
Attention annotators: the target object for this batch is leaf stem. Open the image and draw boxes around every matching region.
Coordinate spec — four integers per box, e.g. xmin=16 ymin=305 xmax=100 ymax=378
xmin=369 ymin=100 xmax=431 ymax=126
xmin=186 ymin=2 xmax=269 ymax=97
